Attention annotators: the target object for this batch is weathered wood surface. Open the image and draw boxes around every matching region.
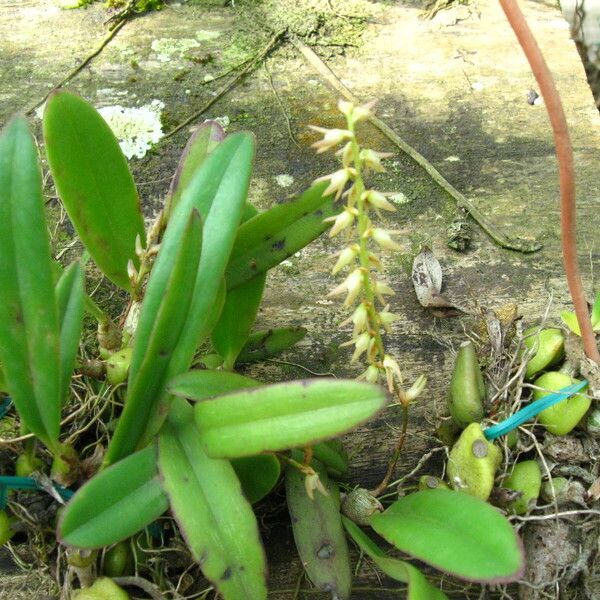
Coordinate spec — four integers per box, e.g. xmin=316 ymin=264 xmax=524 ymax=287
xmin=0 ymin=0 xmax=598 ymax=597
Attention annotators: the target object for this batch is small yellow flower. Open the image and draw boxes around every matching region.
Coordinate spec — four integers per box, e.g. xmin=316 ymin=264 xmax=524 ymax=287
xmin=374 ymin=280 xmax=395 ymax=304
xmin=325 ymin=207 xmax=357 ymax=237
xmin=371 ymin=228 xmax=403 ymax=251
xmin=358 ymin=364 xmax=381 ymax=383
xmin=379 ymin=308 xmax=399 ymax=332
xmin=336 ymin=142 xmax=354 ymax=168
xmin=383 ymin=354 xmax=403 ymax=392
xmin=360 ymin=149 xmax=392 ymax=173
xmin=314 ymin=168 xmax=356 ymax=200
xmin=337 ymin=99 xmax=376 ymax=123
xmin=405 ymin=375 xmax=427 ymax=402
xmin=351 ymin=332 xmax=372 ymax=362
xmin=304 ymin=470 xmax=329 ymax=500
xmin=327 ymin=268 xmax=364 ymax=308
xmin=332 ymin=244 xmax=359 ymax=274
xmin=362 ymin=190 xmax=396 ymax=212
xmin=309 ymin=126 xmax=353 ymax=153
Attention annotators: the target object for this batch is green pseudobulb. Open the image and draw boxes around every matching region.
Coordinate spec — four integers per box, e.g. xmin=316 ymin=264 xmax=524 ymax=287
xmin=533 ymin=372 xmax=590 ymax=435
xmin=447 ymin=423 xmax=501 ymax=500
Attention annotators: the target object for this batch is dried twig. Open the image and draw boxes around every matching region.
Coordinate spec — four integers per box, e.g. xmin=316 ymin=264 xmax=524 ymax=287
xmin=163 ymin=29 xmax=287 ymax=140
xmin=25 ymin=18 xmax=129 ymax=116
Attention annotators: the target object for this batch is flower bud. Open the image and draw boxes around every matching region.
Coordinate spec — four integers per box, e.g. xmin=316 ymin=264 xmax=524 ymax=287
xmin=364 ymin=364 xmax=381 ymax=383
xmin=134 ymin=233 xmax=144 ymax=258
xmin=127 ymin=259 xmax=138 ymax=282
xmin=379 ymin=309 xmax=399 ymax=332
xmin=336 ymin=141 xmax=354 ymax=168
xmin=374 ymin=280 xmax=395 ymax=304
xmin=341 ymin=488 xmax=383 ymax=525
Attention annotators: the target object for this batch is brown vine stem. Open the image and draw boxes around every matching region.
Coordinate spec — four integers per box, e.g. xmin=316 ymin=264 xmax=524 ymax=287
xmin=498 ymin=0 xmax=600 ymax=364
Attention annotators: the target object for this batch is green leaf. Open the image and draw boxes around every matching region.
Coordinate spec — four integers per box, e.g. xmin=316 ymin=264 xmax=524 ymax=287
xmin=166 ymin=120 xmax=225 ymax=218
xmin=560 ymin=310 xmax=581 ymax=336
xmin=212 ymin=274 xmax=266 ymax=370
xmin=226 ymin=183 xmax=335 ymax=289
xmin=168 ymin=369 xmax=260 ymax=401
xmin=236 ymin=327 xmax=307 ymax=364
xmin=0 ymin=117 xmax=61 ymax=449
xmin=285 ymin=460 xmax=351 ymax=599
xmin=43 ymin=92 xmax=145 ymax=291
xmin=342 ymin=516 xmax=448 ymax=600
xmin=166 ymin=132 xmax=255 ymax=377
xmin=158 ymin=398 xmax=267 ymax=600
xmin=58 ymin=445 xmax=168 ymax=548
xmin=591 ymin=291 xmax=600 ymax=330
xmin=104 ymin=209 xmax=203 ymax=466
xmin=312 ymin=440 xmax=349 ymax=475
xmin=56 ymin=262 xmax=85 ymax=404
xmin=231 ymin=455 xmax=281 ymax=504
xmin=194 ymin=379 xmax=386 ymax=459
xmin=369 ymin=489 xmax=524 ymax=583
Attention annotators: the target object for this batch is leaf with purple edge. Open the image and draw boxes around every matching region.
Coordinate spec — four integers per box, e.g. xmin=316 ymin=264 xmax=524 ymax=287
xmin=194 ymin=379 xmax=387 ymax=459
xmin=369 ymin=488 xmax=524 ymax=583
xmin=166 ymin=120 xmax=226 ymax=219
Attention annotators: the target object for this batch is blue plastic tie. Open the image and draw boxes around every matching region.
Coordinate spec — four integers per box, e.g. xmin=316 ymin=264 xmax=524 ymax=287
xmin=0 ymin=476 xmax=74 ymax=509
xmin=483 ymin=379 xmax=589 ymax=441
xmin=0 ymin=397 xmax=13 ymax=420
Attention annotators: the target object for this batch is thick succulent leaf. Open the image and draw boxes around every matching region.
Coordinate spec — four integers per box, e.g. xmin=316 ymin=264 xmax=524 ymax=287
xmin=226 ymin=183 xmax=335 ymax=289
xmin=58 ymin=445 xmax=168 ymax=548
xmin=166 ymin=132 xmax=255 ymax=378
xmin=231 ymin=455 xmax=281 ymax=504
xmin=194 ymin=379 xmax=386 ymax=458
xmin=43 ymin=92 xmax=144 ymax=291
xmin=166 ymin=120 xmax=225 ymax=217
xmin=236 ymin=327 xmax=307 ymax=364
xmin=369 ymin=489 xmax=524 ymax=583
xmin=286 ymin=460 xmax=351 ymax=599
xmin=168 ymin=369 xmax=260 ymax=401
xmin=55 ymin=262 xmax=85 ymax=404
xmin=342 ymin=516 xmax=448 ymax=600
xmin=104 ymin=210 xmax=203 ymax=466
xmin=158 ymin=398 xmax=267 ymax=600
xmin=212 ymin=273 xmax=267 ymax=370
xmin=0 ymin=117 xmax=61 ymax=449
